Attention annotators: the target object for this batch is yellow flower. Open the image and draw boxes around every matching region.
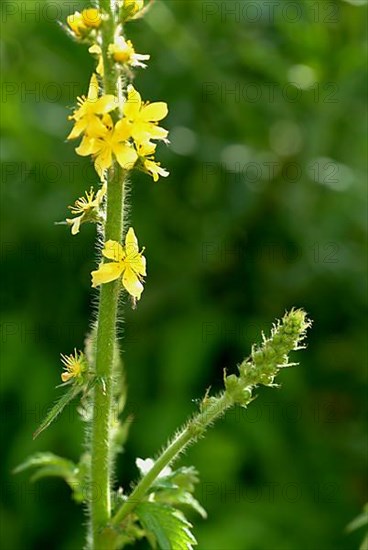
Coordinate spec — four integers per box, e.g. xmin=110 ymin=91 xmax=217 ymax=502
xmin=66 ymin=184 xmax=106 ymax=235
xmin=137 ymin=143 xmax=169 ymax=182
xmin=124 ymin=85 xmax=169 ymax=146
xmin=82 ymin=8 xmax=102 ymax=28
xmin=120 ymin=0 xmax=144 ymax=20
xmin=108 ymin=34 xmax=150 ymax=68
xmin=91 ymin=228 xmax=146 ymax=301
xmin=67 ymin=74 xmax=117 ymax=141
xmin=61 ymin=350 xmax=86 ymax=383
xmin=67 ymin=8 xmax=102 ymax=37
xmin=76 ymin=114 xmax=138 ymax=179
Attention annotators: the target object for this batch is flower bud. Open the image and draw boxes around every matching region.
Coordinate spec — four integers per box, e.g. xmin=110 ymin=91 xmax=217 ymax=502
xmin=119 ymin=0 xmax=144 ymax=22
xmin=239 ymin=309 xmax=311 ymax=388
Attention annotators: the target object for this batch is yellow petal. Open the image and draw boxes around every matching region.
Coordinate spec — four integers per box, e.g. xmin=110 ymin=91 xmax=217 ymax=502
xmin=67 ymin=12 xmax=86 ymax=36
xmin=144 ymin=159 xmax=169 ymax=182
xmin=129 ymin=253 xmax=146 ymax=276
xmin=89 ymin=44 xmax=101 ymax=55
xmin=125 ymin=227 xmax=139 ymax=255
xmin=72 ymin=217 xmax=82 ymax=235
xmin=75 ymin=135 xmax=100 ymax=156
xmin=89 ymin=44 xmax=104 ymax=77
xmin=66 ymin=215 xmax=83 ymax=235
xmin=141 ymin=102 xmax=168 ymax=122
xmin=95 ymin=146 xmax=113 ymax=173
xmin=86 ymin=116 xmax=109 ymax=138
xmin=125 ymin=85 xmax=141 ymax=119
xmin=114 ymin=119 xmax=132 ymax=140
xmin=103 ymin=240 xmax=125 ymax=262
xmin=61 ymin=371 xmax=74 ymax=383
xmin=101 ymin=113 xmax=114 ymax=131
xmin=132 ymin=122 xmax=168 ymax=144
xmin=96 ymin=55 xmax=104 ymax=77
xmin=138 ymin=142 xmax=156 ymax=156
xmin=91 ymin=262 xmax=123 ymax=287
xmin=95 ymin=95 xmax=118 ymax=115
xmin=95 ymin=163 xmax=103 ymax=180
xmin=67 ymin=118 xmax=86 ymax=140
xmin=88 ymin=74 xmax=99 ymax=102
xmin=113 ymin=143 xmax=138 ymax=171
xmin=147 ymin=125 xmax=169 ymax=141
xmin=122 ymin=266 xmax=144 ymax=299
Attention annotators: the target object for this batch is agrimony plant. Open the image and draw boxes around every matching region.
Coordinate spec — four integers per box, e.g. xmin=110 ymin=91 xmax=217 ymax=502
xmin=16 ymin=2 xmax=312 ymax=549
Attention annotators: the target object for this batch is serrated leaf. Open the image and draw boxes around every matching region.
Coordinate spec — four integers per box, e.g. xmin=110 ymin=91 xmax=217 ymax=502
xmin=169 ymin=467 xmax=200 ymax=493
xmin=148 ymin=465 xmax=207 ymax=519
xmin=112 ymin=511 xmax=146 ymax=549
xmin=154 ymin=489 xmax=207 ymax=520
xmin=151 ymin=466 xmax=199 ymax=492
xmin=136 ymin=502 xmax=197 ymax=550
xmin=33 ymin=384 xmax=82 ymax=439
xmin=175 ymin=493 xmax=207 ymax=520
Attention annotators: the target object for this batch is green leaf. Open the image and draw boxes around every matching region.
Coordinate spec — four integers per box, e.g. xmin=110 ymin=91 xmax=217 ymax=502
xmin=13 ymin=452 xmax=90 ymax=504
xmin=150 ymin=466 xmax=207 ymax=519
xmin=33 ymin=384 xmax=82 ymax=439
xmin=173 ymin=492 xmax=207 ymax=520
xmin=153 ymin=486 xmax=206 ymax=519
xmin=14 ymin=452 xmax=76 ymax=481
xmin=136 ymin=502 xmax=197 ymax=550
xmin=152 ymin=467 xmax=199 ymax=492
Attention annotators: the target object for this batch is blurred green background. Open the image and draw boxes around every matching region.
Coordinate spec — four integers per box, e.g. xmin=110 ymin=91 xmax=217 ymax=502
xmin=1 ymin=0 xmax=367 ymax=548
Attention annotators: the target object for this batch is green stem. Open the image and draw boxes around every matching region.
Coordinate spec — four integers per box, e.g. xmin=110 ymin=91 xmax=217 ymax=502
xmin=90 ymin=168 xmax=125 ymax=548
xmin=90 ymin=1 xmax=125 ymax=548
xmin=110 ymin=309 xmax=310 ymax=529
xmin=111 ymin=392 xmax=233 ymax=528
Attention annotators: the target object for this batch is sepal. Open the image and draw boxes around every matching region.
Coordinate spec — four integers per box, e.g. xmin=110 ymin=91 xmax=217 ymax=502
xmin=32 ymin=384 xmax=82 ymax=439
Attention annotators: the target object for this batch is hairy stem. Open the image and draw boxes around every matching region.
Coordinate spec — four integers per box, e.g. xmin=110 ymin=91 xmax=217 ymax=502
xmin=111 ymin=392 xmax=233 ymax=527
xmin=111 ymin=309 xmax=311 ymax=531
xmin=90 ymin=169 xmax=125 ymax=547
xmin=90 ymin=1 xmax=125 ymax=548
